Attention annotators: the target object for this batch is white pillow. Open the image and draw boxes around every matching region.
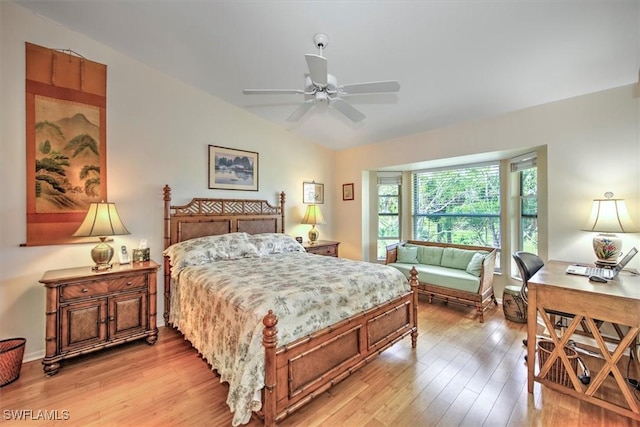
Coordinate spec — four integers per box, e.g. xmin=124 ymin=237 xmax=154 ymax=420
xmin=248 ymin=233 xmax=306 ymax=256
xmin=163 ymin=233 xmax=255 ymax=275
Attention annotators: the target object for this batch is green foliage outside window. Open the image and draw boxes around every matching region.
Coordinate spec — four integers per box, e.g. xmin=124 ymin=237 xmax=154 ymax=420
xmin=520 ymin=167 xmax=538 ymax=253
xmin=377 ymin=184 xmax=400 ymax=259
xmin=412 ymin=164 xmax=501 ymax=249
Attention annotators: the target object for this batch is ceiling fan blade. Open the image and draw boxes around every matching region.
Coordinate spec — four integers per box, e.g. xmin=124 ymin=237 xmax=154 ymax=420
xmin=331 ymin=97 xmax=366 ymax=122
xmin=287 ymin=100 xmax=315 ymax=122
xmin=243 ymin=89 xmax=305 ymax=95
xmin=305 ymin=54 xmax=328 ymax=88
xmin=339 ymin=80 xmax=400 ymax=95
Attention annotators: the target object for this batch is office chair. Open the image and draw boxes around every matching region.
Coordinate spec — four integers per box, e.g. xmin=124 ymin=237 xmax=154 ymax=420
xmin=512 ymin=251 xmax=544 ymax=306
xmin=513 ymin=251 xmax=544 ymax=348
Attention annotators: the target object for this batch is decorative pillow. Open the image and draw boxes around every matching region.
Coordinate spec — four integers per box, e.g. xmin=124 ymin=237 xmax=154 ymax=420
xmin=163 ymin=233 xmax=254 ymax=274
xmin=465 ymin=252 xmax=488 ymax=276
xmin=417 ymin=246 xmax=444 ymax=266
xmin=440 ymin=248 xmax=478 ymax=270
xmin=248 ymin=233 xmax=306 ymax=256
xmin=397 ymin=246 xmax=419 ymax=263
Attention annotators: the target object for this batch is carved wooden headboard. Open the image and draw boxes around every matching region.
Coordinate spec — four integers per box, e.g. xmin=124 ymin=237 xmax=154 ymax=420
xmin=163 ymin=185 xmax=286 ymax=249
xmin=162 ymin=185 xmax=286 ymax=324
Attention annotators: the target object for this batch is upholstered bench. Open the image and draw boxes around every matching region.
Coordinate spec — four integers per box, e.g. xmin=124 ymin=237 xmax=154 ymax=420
xmin=386 ymin=240 xmax=497 ymax=322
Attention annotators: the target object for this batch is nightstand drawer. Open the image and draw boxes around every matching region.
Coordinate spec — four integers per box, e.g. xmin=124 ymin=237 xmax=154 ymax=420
xmin=303 ymin=241 xmax=340 ymax=257
xmin=60 ymin=275 xmax=146 ymax=300
xmin=310 ymin=245 xmax=337 ymax=257
xmin=107 ymin=275 xmax=146 ymax=292
xmin=60 ymin=282 xmax=108 ymax=300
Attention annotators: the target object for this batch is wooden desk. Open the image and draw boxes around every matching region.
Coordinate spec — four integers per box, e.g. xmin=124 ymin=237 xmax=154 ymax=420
xmin=527 ymin=260 xmax=640 ymax=420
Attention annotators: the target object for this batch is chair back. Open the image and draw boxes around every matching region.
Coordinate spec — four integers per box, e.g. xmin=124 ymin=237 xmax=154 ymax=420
xmin=512 ymin=251 xmax=544 ymax=303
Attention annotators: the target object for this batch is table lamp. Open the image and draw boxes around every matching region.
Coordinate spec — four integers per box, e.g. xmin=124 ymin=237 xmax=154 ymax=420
xmin=301 ymin=204 xmax=326 ymax=244
xmin=73 ymin=202 xmax=131 ymax=270
xmin=581 ymin=192 xmax=638 ymax=266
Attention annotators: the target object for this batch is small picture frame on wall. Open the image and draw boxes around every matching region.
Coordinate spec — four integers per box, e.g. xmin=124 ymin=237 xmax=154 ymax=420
xmin=343 ymin=183 xmax=354 ymax=201
xmin=303 ymin=181 xmax=324 ymax=204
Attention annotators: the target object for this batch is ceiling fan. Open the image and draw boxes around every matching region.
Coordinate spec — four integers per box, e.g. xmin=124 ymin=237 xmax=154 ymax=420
xmin=243 ymin=33 xmax=400 ymax=123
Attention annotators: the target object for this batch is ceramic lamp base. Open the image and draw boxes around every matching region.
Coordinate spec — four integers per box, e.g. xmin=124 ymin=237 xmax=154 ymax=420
xmin=592 ymin=233 xmax=622 ymax=265
xmin=308 ymin=225 xmax=319 ymax=243
xmin=91 ymin=238 xmax=114 ymax=271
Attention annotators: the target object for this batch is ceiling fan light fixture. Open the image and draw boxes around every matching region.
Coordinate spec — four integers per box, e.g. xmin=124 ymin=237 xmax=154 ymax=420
xmin=242 ymin=33 xmax=399 ymax=123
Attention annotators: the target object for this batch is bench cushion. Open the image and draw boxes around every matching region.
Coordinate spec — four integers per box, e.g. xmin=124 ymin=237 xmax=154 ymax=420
xmin=388 ymin=262 xmax=481 ymax=293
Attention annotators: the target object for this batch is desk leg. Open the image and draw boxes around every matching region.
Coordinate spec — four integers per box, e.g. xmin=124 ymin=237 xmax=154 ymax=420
xmin=527 ymin=285 xmax=537 ymax=393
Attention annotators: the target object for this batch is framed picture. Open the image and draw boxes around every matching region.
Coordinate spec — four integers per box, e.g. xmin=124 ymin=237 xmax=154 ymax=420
xmin=343 ymin=183 xmax=354 ymax=201
xmin=303 ymin=181 xmax=324 ymax=204
xmin=208 ymin=145 xmax=258 ymax=191
xmin=118 ymin=246 xmax=130 ymax=265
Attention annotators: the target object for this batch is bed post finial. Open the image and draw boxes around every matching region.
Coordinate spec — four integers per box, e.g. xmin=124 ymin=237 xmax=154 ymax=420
xmin=280 ymin=191 xmax=286 ymax=234
xmin=262 ymin=310 xmax=278 ymax=426
xmin=163 ymin=185 xmax=172 ymax=325
xmin=163 ymin=185 xmax=172 ymax=251
xmin=409 ymin=266 xmax=419 ymax=349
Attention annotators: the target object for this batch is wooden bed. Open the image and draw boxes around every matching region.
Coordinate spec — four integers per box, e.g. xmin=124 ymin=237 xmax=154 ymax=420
xmin=162 ymin=185 xmax=418 ymax=426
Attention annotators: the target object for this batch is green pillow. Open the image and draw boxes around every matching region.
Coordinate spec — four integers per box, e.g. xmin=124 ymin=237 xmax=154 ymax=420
xmin=465 ymin=252 xmax=487 ymax=276
xmin=417 ymin=246 xmax=444 ymax=265
xmin=441 ymin=248 xmax=477 ymax=270
xmin=397 ymin=246 xmax=418 ymax=263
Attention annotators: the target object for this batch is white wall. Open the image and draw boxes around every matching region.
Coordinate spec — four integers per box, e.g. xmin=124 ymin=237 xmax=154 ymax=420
xmin=334 ymin=85 xmax=640 ymax=298
xmin=0 ymin=2 xmax=335 ymax=360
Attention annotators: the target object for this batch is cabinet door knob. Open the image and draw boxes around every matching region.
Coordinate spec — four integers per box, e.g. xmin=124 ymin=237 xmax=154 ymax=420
xmin=82 ymin=288 xmax=89 ymax=293
xmin=126 ymin=281 xmax=132 ymax=286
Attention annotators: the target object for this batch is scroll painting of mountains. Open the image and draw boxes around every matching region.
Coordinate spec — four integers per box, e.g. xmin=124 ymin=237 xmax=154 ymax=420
xmin=34 ymin=95 xmax=102 ymax=213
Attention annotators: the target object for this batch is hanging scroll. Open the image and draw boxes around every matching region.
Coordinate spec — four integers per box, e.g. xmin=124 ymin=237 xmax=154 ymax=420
xmin=24 ymin=42 xmax=108 ymax=246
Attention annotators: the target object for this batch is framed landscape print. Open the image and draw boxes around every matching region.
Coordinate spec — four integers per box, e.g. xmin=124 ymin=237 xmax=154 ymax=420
xmin=303 ymin=181 xmax=324 ymax=204
xmin=208 ymin=145 xmax=259 ymax=191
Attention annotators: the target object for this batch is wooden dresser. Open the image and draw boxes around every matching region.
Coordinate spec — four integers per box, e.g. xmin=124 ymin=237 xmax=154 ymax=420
xmin=40 ymin=261 xmax=160 ymax=375
xmin=303 ymin=240 xmax=340 ymax=257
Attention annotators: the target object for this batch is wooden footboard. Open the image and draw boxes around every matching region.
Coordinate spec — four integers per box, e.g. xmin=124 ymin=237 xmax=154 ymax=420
xmin=260 ymin=268 xmax=419 ymax=426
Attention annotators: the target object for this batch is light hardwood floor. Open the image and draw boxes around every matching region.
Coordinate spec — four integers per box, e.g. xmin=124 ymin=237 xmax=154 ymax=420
xmin=2 ymin=297 xmax=639 ymax=426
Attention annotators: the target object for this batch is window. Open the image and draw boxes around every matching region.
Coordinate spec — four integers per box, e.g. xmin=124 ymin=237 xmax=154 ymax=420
xmin=512 ymin=155 xmax=538 ymax=253
xmin=377 ymin=172 xmax=402 ymax=260
xmin=412 ymin=163 xmax=501 ymax=249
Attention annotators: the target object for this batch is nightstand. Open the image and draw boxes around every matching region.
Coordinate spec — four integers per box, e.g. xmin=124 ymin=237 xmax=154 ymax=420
xmin=303 ymin=240 xmax=340 ymax=257
xmin=40 ymin=261 xmax=161 ymax=375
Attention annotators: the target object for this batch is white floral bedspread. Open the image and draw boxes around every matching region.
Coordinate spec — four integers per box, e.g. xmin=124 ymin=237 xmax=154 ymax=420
xmin=169 ymin=252 xmax=410 ymax=426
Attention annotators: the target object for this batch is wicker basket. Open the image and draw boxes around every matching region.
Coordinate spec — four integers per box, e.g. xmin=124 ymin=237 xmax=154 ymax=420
xmin=537 ymin=339 xmax=578 ymax=387
xmin=0 ymin=338 xmax=26 ymax=387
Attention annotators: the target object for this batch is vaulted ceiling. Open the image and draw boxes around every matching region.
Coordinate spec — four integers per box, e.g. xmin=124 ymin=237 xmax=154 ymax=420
xmin=15 ymin=1 xmax=640 ymax=151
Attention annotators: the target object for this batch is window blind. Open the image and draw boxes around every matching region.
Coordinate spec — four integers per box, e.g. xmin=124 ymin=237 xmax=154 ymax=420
xmin=377 ymin=171 xmax=402 ymax=186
